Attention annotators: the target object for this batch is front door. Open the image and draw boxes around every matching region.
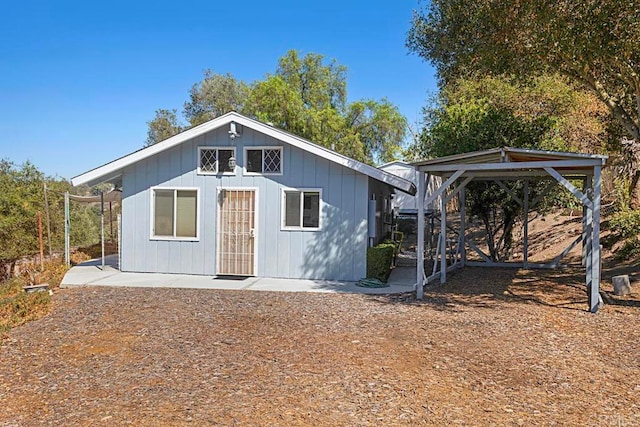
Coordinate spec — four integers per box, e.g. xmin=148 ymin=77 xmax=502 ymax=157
xmin=217 ymin=188 xmax=256 ymax=276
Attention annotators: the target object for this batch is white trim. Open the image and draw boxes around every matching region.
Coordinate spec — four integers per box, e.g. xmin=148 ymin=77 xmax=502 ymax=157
xmin=216 ymin=187 xmax=259 ymax=276
xmin=197 ymin=146 xmax=236 ymax=175
xmin=280 ymin=187 xmax=323 ymax=231
xmin=71 ymin=112 xmax=416 ymax=194
xmin=149 ymin=186 xmax=200 ymax=241
xmin=243 ymin=146 xmax=284 ymax=176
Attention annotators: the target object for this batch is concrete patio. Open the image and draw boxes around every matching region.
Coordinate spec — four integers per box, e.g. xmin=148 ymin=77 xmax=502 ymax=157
xmin=61 ymin=255 xmax=416 ymax=295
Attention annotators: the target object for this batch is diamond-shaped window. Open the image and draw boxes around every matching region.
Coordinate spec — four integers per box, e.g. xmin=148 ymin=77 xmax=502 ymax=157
xmin=200 ymin=149 xmax=217 ymax=173
xmin=263 ymin=149 xmax=281 ymax=173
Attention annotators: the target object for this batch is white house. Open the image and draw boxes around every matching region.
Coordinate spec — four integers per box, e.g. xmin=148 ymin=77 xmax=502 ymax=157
xmin=71 ymin=112 xmax=416 ymax=281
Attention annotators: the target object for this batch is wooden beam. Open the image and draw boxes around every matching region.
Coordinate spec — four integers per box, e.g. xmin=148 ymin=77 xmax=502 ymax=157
xmin=423 ymin=170 xmax=465 ymax=208
xmin=549 ymin=235 xmax=583 ymax=268
xmin=530 ymin=180 xmax=557 ymax=208
xmin=445 ymin=176 xmax=473 ymax=204
xmin=417 ymin=170 xmax=425 ymax=300
xmin=465 ymin=261 xmax=561 ymax=269
xmin=440 ymin=190 xmax=447 ymax=283
xmin=419 ymin=159 xmax=603 ymax=173
xmin=544 ymin=167 xmax=593 ymax=210
xmin=466 ymin=239 xmax=493 ymax=263
xmin=494 ymin=179 xmax=523 ymax=207
xmin=523 ymin=181 xmax=529 ymax=268
xmin=463 ymin=170 xmax=594 ymax=179
xmin=591 ymin=166 xmax=602 ymax=313
xmin=460 ymin=187 xmax=467 ymax=266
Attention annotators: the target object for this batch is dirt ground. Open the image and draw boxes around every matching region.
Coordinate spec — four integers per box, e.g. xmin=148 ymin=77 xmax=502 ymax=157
xmin=1 ymin=265 xmax=639 ymax=426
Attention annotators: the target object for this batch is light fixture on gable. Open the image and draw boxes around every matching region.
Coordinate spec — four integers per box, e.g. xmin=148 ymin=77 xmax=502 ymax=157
xmin=229 ymin=122 xmax=242 ymax=140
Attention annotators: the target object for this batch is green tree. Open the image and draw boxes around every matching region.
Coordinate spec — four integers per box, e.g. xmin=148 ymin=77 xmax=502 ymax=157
xmin=0 ymin=160 xmax=43 ymax=278
xmin=244 ymin=50 xmax=405 ymax=163
xmin=145 ymin=109 xmax=182 ymax=146
xmin=407 ymin=0 xmax=640 ymax=203
xmin=415 ymin=76 xmax=608 ymax=260
xmin=183 ymin=71 xmax=250 ymax=127
xmin=145 ymin=50 xmax=406 ymax=164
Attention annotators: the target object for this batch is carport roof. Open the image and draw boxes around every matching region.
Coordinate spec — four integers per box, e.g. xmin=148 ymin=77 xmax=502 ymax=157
xmin=412 ymin=147 xmax=607 ymax=177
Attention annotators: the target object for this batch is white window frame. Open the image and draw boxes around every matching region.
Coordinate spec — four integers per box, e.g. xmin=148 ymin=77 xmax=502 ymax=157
xmin=150 ymin=186 xmax=200 ymax=241
xmin=197 ymin=146 xmax=236 ymax=175
xmin=243 ymin=146 xmax=283 ymax=176
xmin=280 ymin=187 xmax=322 ymax=231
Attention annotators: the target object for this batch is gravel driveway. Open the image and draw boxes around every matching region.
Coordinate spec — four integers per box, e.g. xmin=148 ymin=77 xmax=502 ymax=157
xmin=1 ymin=267 xmax=639 ymax=426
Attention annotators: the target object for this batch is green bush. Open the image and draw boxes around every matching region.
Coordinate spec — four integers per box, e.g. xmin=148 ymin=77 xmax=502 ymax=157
xmin=610 ymin=209 xmax=640 ymax=239
xmin=616 ymin=237 xmax=640 ymax=261
xmin=1 ymin=278 xmax=51 ymax=339
xmin=367 ymin=243 xmax=395 ymax=282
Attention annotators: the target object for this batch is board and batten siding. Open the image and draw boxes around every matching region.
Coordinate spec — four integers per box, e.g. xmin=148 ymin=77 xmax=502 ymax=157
xmin=121 ymin=125 xmax=370 ymax=281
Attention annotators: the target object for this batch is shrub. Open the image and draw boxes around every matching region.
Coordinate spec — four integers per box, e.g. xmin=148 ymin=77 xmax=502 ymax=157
xmin=610 ymin=209 xmax=640 ymax=239
xmin=366 ymin=243 xmax=395 ymax=282
xmin=0 ymin=278 xmax=51 ymax=339
xmin=616 ymin=237 xmax=640 ymax=262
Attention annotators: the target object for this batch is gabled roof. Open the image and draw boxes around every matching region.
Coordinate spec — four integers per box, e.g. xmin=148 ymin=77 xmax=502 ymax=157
xmin=378 ymin=160 xmax=412 ymax=169
xmin=412 ymin=147 xmax=607 ymax=176
xmin=71 ymin=112 xmax=416 ymax=195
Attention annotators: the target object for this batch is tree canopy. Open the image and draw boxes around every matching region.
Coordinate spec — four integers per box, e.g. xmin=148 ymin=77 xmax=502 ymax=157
xmin=410 ymin=75 xmax=610 ymax=159
xmin=410 ymin=75 xmax=609 ymax=260
xmin=407 ymin=0 xmax=640 ymax=201
xmin=0 ymin=160 xmax=102 ymax=278
xmin=145 ymin=50 xmax=406 ymax=164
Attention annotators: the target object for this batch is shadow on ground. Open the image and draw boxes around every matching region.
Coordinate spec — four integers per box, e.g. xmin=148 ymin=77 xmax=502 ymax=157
xmin=369 ymin=264 xmax=640 ymax=313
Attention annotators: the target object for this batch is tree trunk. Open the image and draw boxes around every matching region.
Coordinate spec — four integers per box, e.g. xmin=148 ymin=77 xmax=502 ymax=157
xmin=622 ymin=138 xmax=640 ymax=209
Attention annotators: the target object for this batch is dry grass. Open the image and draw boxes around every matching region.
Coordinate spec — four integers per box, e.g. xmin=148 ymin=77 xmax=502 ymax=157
xmin=0 ymin=257 xmax=67 ymax=339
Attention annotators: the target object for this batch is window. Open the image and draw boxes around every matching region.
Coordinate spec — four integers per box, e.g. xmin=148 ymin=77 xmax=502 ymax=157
xmin=152 ymin=188 xmax=199 ymax=239
xmin=245 ymin=147 xmax=282 ymax=174
xmin=282 ymin=189 xmax=321 ymax=230
xmin=198 ymin=147 xmax=236 ymax=175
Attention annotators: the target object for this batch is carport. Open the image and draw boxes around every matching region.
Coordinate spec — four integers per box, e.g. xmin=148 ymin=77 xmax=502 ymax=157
xmin=413 ymin=147 xmax=608 ymax=312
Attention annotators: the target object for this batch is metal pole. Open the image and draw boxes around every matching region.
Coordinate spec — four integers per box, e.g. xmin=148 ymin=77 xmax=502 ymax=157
xmin=101 ymin=191 xmax=105 ymax=269
xmin=37 ymin=211 xmax=44 ymax=270
xmin=64 ymin=192 xmax=70 ymax=267
xmin=43 ymin=182 xmax=52 ymax=258
xmin=417 ymin=170 xmax=425 ymax=299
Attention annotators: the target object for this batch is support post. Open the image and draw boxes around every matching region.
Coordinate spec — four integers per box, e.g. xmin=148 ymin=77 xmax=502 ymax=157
xmin=440 ymin=184 xmax=447 ymax=284
xmin=585 ymin=176 xmax=593 ymax=300
xmin=101 ymin=191 xmax=105 ymax=270
xmin=460 ymin=186 xmax=466 ymax=266
xmin=64 ymin=192 xmax=70 ymax=268
xmin=591 ymin=166 xmax=602 ymax=313
xmin=582 ymin=178 xmax=588 ymax=267
xmin=117 ymin=213 xmax=122 ymax=271
xmin=523 ymin=181 xmax=529 ymax=269
xmin=417 ymin=170 xmax=425 ymax=299
xmin=37 ymin=211 xmax=44 ymax=270
xmin=43 ymin=182 xmax=52 ymax=258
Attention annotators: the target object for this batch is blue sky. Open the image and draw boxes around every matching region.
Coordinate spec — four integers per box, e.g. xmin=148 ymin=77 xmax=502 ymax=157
xmin=0 ymin=1 xmax=437 ymax=180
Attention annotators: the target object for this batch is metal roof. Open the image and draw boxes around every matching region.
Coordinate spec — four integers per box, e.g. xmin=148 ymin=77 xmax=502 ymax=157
xmin=411 ymin=147 xmax=607 ymax=177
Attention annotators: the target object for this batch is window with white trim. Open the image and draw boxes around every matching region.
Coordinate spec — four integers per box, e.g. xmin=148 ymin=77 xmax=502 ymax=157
xmin=245 ymin=147 xmax=282 ymax=174
xmin=152 ymin=188 xmax=199 ymax=239
xmin=282 ymin=189 xmax=321 ymax=230
xmin=198 ymin=147 xmax=236 ymax=175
